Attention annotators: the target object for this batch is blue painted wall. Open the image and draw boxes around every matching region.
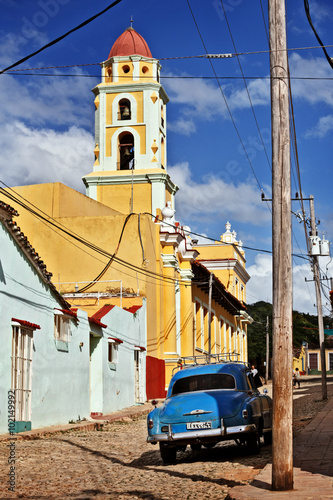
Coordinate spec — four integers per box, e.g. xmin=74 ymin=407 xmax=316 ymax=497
xmin=0 ymin=222 xmax=147 ymax=434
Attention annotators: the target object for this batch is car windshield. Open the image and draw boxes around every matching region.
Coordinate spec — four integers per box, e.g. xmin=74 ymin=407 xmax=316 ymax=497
xmin=171 ymin=373 xmax=236 ymax=395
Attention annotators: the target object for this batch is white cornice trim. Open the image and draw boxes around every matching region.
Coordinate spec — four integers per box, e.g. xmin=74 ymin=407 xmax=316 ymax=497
xmin=161 ymin=253 xmax=179 ymax=268
xmin=235 ymin=310 xmax=254 ymax=324
xmin=83 ymin=172 xmax=178 ymax=195
xmin=160 ymin=233 xmax=184 ymax=247
xmin=179 ymin=268 xmax=194 ymax=281
xmin=92 ymin=82 xmax=169 ymax=103
xmin=198 ymin=259 xmax=251 ymax=284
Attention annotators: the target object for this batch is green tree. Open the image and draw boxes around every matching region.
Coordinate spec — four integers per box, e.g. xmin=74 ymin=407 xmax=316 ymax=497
xmin=247 ymin=301 xmax=330 ymax=370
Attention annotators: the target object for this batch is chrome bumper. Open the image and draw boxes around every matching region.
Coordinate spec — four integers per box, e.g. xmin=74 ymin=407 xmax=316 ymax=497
xmin=147 ymin=423 xmax=256 ymax=443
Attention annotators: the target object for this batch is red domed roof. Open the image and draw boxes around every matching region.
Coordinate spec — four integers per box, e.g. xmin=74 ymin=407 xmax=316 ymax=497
xmin=108 ymin=28 xmax=152 ymax=59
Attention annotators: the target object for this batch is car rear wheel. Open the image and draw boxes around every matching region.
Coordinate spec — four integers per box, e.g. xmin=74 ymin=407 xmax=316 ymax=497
xmin=263 ymin=430 xmax=272 ymax=445
xmin=159 ymin=443 xmax=177 ymax=464
xmin=246 ymin=431 xmax=260 ymax=454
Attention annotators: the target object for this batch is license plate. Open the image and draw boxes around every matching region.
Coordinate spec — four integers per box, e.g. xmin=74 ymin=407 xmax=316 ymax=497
xmin=186 ymin=421 xmax=212 ymax=430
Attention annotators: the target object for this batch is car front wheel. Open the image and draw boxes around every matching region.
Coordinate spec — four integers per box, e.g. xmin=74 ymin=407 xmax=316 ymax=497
xmin=159 ymin=443 xmax=177 ymax=464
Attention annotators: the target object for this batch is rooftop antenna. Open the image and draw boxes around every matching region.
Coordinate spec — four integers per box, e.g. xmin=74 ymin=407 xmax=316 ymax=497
xmin=130 ymin=16 xmax=133 ymax=28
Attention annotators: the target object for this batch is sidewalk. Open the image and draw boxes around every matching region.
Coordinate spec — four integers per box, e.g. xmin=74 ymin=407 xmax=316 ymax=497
xmin=0 ymin=402 xmax=153 ymax=442
xmin=226 ymin=394 xmax=333 ymax=500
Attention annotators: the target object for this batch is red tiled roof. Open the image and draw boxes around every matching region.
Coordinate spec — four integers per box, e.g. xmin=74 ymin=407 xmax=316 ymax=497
xmin=124 ymin=305 xmax=142 ymax=314
xmin=55 ymin=308 xmax=78 ymax=319
xmin=88 ymin=317 xmax=107 ymax=328
xmin=0 ymin=200 xmax=70 ymax=310
xmin=108 ymin=337 xmax=123 ymax=344
xmin=135 ymin=345 xmax=146 ymax=351
xmin=12 ymin=318 xmax=41 ymax=330
xmin=91 ymin=305 xmax=115 ymax=320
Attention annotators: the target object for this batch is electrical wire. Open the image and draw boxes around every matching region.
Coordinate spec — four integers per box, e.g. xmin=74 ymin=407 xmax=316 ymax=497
xmin=0 ymin=0 xmax=123 ymax=75
xmin=185 ymin=0 xmax=269 ymax=211
xmin=4 ymin=72 xmax=333 ymax=81
xmin=76 ymin=213 xmax=135 ymax=293
xmin=147 ymin=212 xmax=310 ymax=261
xmin=0 ymin=185 xmax=178 ymax=286
xmin=219 ymin=0 xmax=271 ymax=171
xmin=304 ymin=0 xmax=333 ymax=70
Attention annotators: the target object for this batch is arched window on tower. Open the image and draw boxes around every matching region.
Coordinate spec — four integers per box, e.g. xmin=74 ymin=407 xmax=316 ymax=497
xmin=118 ymin=99 xmax=131 ymax=120
xmin=118 ymin=133 xmax=134 ymax=170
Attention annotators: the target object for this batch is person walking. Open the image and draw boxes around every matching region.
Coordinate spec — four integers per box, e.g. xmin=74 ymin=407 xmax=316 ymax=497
xmin=293 ymin=367 xmax=301 ymax=388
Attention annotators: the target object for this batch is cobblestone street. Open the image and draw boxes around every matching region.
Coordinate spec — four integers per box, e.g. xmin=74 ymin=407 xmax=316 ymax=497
xmin=0 ymin=415 xmax=271 ymax=500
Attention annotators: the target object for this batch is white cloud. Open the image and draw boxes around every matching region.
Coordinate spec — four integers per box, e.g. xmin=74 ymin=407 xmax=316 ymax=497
xmin=0 ymin=71 xmax=95 ymax=128
xmin=0 ymin=68 xmax=96 ymax=191
xmin=0 ymin=121 xmax=94 ymax=191
xmin=164 ymin=72 xmax=270 ymax=135
xmin=247 ymin=253 xmax=272 ymax=304
xmin=169 ymin=162 xmax=270 ymax=225
xmin=306 ymin=114 xmax=333 ymax=138
xmin=246 ymin=252 xmax=327 ymax=315
xmin=308 ymin=2 xmax=332 ymax=26
xmin=289 ymin=53 xmax=333 ymax=107
xmin=167 ymin=116 xmax=196 ymax=136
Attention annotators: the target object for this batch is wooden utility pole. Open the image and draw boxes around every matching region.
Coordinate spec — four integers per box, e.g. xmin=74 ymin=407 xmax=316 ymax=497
xmin=309 ymin=195 xmax=327 ymax=400
xmin=265 ymin=316 xmax=269 ymax=385
xmin=269 ymin=0 xmax=294 ymax=491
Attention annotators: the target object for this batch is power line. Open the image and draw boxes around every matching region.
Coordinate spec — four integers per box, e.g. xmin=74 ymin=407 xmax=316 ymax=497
xmin=185 ymin=0 xmax=267 ymax=200
xmin=219 ymin=0 xmax=271 ymax=171
xmin=304 ymin=0 xmax=333 ymax=71
xmin=3 ymin=40 xmax=333 ymax=73
xmin=3 ymin=72 xmax=333 ymax=81
xmin=159 ymin=43 xmax=333 ymax=59
xmin=0 ymin=0 xmax=123 ymax=75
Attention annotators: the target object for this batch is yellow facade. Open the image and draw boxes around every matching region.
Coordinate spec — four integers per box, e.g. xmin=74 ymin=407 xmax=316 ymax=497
xmin=4 ymin=29 xmax=253 ymax=393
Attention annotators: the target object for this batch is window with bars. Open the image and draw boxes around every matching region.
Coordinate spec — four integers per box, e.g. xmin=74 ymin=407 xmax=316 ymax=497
xmin=11 ymin=325 xmax=33 ymax=422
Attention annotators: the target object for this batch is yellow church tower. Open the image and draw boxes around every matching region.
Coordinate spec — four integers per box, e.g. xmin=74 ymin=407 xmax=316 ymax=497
xmin=83 ymin=25 xmax=178 ymax=215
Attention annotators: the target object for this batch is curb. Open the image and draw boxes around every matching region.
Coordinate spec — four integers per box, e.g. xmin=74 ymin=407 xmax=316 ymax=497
xmin=0 ymin=404 xmax=152 ymax=442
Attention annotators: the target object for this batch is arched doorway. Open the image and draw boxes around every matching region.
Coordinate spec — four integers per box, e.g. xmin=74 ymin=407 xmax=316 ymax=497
xmin=118 ymin=132 xmax=134 ymax=170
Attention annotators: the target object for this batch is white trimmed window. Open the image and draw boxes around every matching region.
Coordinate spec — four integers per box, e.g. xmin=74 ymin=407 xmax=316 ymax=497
xmin=11 ymin=324 xmax=34 ymax=422
xmin=108 ymin=343 xmax=118 ymax=364
xmin=108 ymin=337 xmax=123 ymax=364
xmin=54 ymin=313 xmax=71 ymax=343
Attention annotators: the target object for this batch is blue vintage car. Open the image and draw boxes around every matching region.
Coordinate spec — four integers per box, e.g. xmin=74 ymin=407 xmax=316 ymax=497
xmin=147 ymin=361 xmax=272 ymax=463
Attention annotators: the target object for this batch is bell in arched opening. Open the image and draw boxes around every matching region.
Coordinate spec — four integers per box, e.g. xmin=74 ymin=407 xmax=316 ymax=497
xmin=121 ymin=105 xmax=130 ymax=119
xmin=119 ymin=99 xmax=131 ymax=120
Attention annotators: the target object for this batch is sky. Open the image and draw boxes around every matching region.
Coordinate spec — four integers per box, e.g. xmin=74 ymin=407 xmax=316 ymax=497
xmin=0 ymin=0 xmax=333 ymax=315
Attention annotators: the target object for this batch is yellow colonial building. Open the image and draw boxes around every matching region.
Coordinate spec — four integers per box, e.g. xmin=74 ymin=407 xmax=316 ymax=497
xmin=5 ymin=27 xmax=252 ymax=398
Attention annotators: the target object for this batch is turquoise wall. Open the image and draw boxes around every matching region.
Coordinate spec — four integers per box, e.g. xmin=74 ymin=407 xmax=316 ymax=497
xmin=0 ymin=223 xmax=147 ymax=434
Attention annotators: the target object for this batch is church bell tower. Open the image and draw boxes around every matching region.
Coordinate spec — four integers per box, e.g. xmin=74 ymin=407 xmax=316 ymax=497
xmin=83 ymin=26 xmax=178 ymax=215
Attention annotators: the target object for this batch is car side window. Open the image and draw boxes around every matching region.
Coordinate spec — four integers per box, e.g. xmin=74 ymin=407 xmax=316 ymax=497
xmin=247 ymin=373 xmax=260 ymax=391
xmin=247 ymin=373 xmax=254 ymax=390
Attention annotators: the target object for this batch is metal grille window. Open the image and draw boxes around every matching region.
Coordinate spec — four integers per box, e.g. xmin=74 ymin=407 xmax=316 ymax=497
xmin=11 ymin=326 xmax=33 ymax=422
xmin=54 ymin=314 xmax=71 ymax=342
